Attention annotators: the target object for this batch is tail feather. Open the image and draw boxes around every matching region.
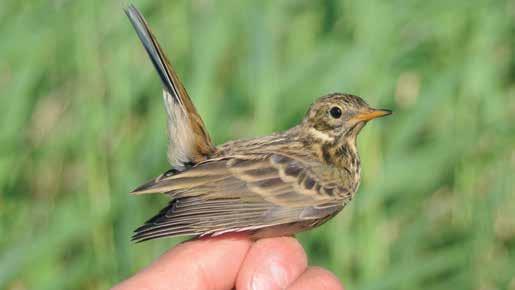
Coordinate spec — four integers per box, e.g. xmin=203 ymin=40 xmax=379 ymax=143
xmin=124 ymin=5 xmax=181 ymax=103
xmin=125 ymin=5 xmax=215 ymax=169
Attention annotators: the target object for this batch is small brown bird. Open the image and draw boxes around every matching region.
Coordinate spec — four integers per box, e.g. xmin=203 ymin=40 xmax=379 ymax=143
xmin=126 ymin=5 xmax=391 ymax=242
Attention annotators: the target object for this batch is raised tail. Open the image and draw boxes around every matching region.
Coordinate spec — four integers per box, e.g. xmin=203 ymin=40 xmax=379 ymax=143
xmin=125 ymin=5 xmax=216 ymax=169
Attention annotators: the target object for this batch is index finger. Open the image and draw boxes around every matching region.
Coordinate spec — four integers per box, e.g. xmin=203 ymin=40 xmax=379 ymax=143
xmin=112 ymin=234 xmax=252 ymax=290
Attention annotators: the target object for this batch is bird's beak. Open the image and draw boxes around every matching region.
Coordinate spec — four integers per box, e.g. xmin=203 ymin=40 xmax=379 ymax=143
xmin=351 ymin=108 xmax=392 ymax=122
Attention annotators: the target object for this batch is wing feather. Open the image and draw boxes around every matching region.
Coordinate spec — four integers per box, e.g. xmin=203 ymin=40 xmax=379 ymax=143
xmin=132 ymin=154 xmax=350 ymax=241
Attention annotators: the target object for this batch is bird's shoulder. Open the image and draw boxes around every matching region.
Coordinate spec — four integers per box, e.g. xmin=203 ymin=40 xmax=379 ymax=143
xmin=212 ymin=131 xmax=351 ymax=181
xmin=213 ymin=128 xmax=320 ymax=162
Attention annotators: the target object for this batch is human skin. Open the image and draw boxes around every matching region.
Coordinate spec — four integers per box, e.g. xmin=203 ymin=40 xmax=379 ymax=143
xmin=112 ymin=234 xmax=344 ymax=290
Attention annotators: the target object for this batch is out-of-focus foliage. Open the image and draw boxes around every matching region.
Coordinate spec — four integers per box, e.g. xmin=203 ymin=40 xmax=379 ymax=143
xmin=1 ymin=0 xmax=514 ymax=289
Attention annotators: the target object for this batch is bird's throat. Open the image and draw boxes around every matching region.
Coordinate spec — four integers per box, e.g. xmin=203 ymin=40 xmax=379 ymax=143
xmin=326 ymin=139 xmax=360 ymax=171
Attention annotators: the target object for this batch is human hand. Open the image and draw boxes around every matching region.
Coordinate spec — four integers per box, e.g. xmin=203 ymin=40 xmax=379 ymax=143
xmin=112 ymin=234 xmax=343 ymax=290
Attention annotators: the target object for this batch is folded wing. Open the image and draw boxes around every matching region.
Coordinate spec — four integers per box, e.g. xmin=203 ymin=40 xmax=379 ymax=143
xmin=131 ymin=154 xmax=351 ymax=241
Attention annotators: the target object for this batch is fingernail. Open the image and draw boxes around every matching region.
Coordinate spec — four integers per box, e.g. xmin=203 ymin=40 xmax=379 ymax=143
xmin=250 ymin=258 xmax=289 ymax=290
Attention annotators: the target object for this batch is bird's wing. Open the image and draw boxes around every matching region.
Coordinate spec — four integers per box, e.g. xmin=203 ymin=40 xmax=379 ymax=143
xmin=131 ymin=154 xmax=352 ymax=242
xmin=125 ymin=5 xmax=215 ymax=170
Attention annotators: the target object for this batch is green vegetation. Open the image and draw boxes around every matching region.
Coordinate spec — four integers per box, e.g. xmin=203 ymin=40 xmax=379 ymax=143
xmin=1 ymin=0 xmax=514 ymax=289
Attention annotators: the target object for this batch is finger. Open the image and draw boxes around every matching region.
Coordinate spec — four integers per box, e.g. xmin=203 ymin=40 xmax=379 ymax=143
xmin=112 ymin=234 xmax=252 ymax=290
xmin=235 ymin=236 xmax=308 ymax=290
xmin=287 ymin=267 xmax=344 ymax=290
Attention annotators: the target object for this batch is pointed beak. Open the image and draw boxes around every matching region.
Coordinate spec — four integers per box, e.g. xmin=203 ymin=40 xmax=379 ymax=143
xmin=351 ymin=108 xmax=392 ymax=122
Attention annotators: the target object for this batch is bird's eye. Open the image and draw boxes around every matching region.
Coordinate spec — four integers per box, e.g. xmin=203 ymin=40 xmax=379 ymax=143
xmin=329 ymin=106 xmax=342 ymax=119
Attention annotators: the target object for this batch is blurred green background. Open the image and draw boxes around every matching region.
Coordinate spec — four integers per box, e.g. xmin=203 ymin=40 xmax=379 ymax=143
xmin=1 ymin=0 xmax=515 ymax=289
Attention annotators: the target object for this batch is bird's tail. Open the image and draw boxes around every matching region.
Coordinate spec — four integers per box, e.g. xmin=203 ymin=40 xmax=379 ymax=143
xmin=125 ymin=5 xmax=215 ymax=169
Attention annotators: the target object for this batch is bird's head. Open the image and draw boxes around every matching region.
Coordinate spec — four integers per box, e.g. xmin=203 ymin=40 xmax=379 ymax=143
xmin=302 ymin=93 xmax=391 ymax=144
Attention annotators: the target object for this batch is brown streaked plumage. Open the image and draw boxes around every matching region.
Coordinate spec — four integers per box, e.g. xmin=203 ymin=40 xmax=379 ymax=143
xmin=125 ymin=5 xmax=392 ymax=242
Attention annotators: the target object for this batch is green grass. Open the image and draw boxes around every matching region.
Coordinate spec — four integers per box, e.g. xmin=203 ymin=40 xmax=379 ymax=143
xmin=1 ymin=0 xmax=514 ymax=289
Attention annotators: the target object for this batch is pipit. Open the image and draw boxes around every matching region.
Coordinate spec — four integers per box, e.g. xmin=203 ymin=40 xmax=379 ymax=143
xmin=126 ymin=5 xmax=391 ymax=242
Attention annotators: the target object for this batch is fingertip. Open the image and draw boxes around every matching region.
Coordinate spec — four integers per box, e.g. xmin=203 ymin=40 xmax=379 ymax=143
xmin=287 ymin=266 xmax=344 ymax=290
xmin=113 ymin=234 xmax=253 ymax=290
xmin=236 ymin=236 xmax=308 ymax=290
xmin=165 ymin=232 xmax=252 ymax=259
xmin=255 ymin=236 xmax=307 ymax=264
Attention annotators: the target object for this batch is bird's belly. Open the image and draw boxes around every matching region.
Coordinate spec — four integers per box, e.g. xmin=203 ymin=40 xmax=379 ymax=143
xmin=249 ymin=208 xmax=343 ymax=239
